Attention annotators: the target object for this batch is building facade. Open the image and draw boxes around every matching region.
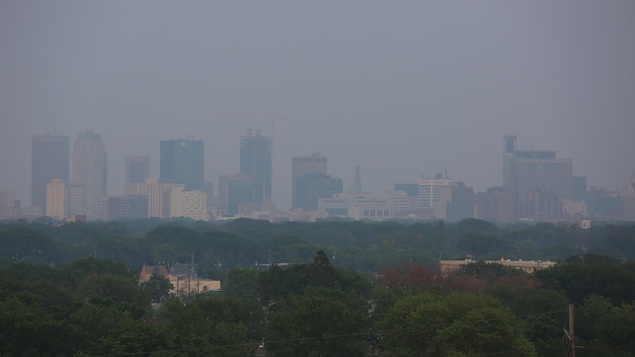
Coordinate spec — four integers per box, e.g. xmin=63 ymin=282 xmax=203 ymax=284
xmin=418 ymin=175 xmax=455 ymax=209
xmin=240 ymin=129 xmax=272 ymax=207
xmin=475 ymin=187 xmax=515 ymax=223
xmin=124 ymin=178 xmax=184 ymax=218
xmin=108 ymin=195 xmax=148 ymax=220
xmin=126 ymin=156 xmax=150 ymax=184
xmin=218 ymin=174 xmax=253 ymax=215
xmin=167 ymin=187 xmax=208 ymax=221
xmin=0 ymin=188 xmax=18 ymax=219
xmin=46 ymin=178 xmax=84 ymax=219
xmin=294 ymin=173 xmax=343 ymax=212
xmin=72 ymin=131 xmax=107 ymax=220
xmin=291 ymin=153 xmax=327 ymax=208
xmin=318 ymin=191 xmax=410 ymax=220
xmin=434 ymin=181 xmax=474 ymax=221
xmin=503 ymin=135 xmax=573 ymax=209
xmin=32 ymin=135 xmax=69 ymax=211
xmin=160 ymin=139 xmax=204 ymax=191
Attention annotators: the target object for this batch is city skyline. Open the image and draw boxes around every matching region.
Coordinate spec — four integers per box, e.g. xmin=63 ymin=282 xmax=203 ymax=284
xmin=12 ymin=128 xmax=635 ymax=214
xmin=2 ymin=2 xmax=634 ymax=210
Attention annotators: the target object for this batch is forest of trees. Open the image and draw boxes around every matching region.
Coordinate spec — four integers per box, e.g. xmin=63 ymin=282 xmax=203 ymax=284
xmin=1 ymin=218 xmax=634 ymax=356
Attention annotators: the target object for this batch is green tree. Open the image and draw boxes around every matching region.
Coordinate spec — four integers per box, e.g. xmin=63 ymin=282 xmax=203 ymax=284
xmin=309 ymin=250 xmax=335 ymax=288
xmin=223 ymin=267 xmax=260 ymax=302
xmin=143 ymin=272 xmax=173 ymax=303
xmin=268 ymin=289 xmax=368 ymax=357
xmin=378 ymin=292 xmax=536 ymax=357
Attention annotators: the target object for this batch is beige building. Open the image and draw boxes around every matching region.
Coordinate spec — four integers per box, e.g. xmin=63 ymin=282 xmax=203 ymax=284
xmin=439 ymin=258 xmax=556 ymax=276
xmin=125 ymin=178 xmax=184 ymax=218
xmin=46 ymin=179 xmax=85 ymax=219
xmin=418 ymin=176 xmax=455 ymax=209
xmin=46 ymin=179 xmax=66 ymax=219
xmin=168 ymin=187 xmax=208 ymax=221
xmin=0 ymin=188 xmax=18 ymax=219
xmin=140 ymin=264 xmax=221 ymax=297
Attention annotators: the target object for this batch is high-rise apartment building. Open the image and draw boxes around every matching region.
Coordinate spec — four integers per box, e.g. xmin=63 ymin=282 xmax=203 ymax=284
xmin=32 ymin=135 xmax=69 ymax=211
xmin=126 ymin=156 xmax=150 ymax=184
xmin=160 ymin=139 xmax=204 ymax=191
xmin=291 ymin=153 xmax=327 ymax=208
xmin=72 ymin=131 xmax=107 ymax=220
xmin=240 ymin=129 xmax=272 ymax=205
xmin=503 ymin=135 xmax=573 ymax=200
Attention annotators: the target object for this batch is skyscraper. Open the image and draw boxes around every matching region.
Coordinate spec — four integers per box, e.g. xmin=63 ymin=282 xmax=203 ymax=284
xmin=291 ymin=153 xmax=327 ymax=208
xmin=218 ymin=174 xmax=253 ymax=215
xmin=72 ymin=131 xmax=107 ymax=220
xmin=350 ymin=166 xmax=362 ymax=194
xmin=240 ymin=129 xmax=272 ymax=206
xmin=294 ymin=173 xmax=343 ymax=212
xmin=160 ymin=139 xmax=204 ymax=191
xmin=31 ymin=135 xmax=69 ymax=211
xmin=126 ymin=156 xmax=150 ymax=184
xmin=503 ymin=136 xmax=573 ymax=218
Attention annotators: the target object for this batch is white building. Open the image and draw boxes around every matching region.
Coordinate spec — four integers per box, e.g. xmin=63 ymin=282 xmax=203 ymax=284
xmin=318 ymin=191 xmax=409 ymax=221
xmin=418 ymin=176 xmax=455 ymax=209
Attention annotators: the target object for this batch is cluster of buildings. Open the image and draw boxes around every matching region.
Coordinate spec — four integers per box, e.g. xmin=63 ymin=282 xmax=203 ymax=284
xmin=0 ymin=132 xmax=633 ymax=224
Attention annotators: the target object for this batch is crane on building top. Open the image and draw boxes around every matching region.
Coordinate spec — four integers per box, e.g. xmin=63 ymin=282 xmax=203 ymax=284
xmin=220 ymin=115 xmax=291 ymax=146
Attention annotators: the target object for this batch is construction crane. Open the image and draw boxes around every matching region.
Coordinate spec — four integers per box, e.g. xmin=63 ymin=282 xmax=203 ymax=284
xmin=220 ymin=115 xmax=291 ymax=146
xmin=619 ymin=172 xmax=635 ymax=196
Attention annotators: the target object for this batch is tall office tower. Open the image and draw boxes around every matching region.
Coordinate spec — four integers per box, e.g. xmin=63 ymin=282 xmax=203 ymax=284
xmin=240 ymin=129 xmax=272 ymax=206
xmin=72 ymin=131 xmax=107 ymax=219
xmin=126 ymin=156 xmax=150 ymax=184
xmin=350 ymin=166 xmax=362 ymax=193
xmin=32 ymin=135 xmax=69 ymax=211
xmin=572 ymin=176 xmax=587 ymax=202
xmin=218 ymin=174 xmax=253 ymax=215
xmin=503 ymin=135 xmax=573 ymax=200
xmin=160 ymin=139 xmax=204 ymax=191
xmin=291 ymin=153 xmax=327 ymax=208
xmin=295 ymin=173 xmax=343 ymax=212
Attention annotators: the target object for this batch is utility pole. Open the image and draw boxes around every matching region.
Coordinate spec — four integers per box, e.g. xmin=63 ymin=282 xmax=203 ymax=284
xmin=564 ymin=304 xmax=580 ymax=357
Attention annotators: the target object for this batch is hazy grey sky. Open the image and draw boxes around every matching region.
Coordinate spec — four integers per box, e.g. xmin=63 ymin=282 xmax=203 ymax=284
xmin=2 ymin=1 xmax=634 ymax=210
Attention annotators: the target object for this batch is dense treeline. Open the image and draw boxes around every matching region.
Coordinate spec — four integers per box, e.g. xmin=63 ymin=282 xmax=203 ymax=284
xmin=2 ymin=218 xmax=635 ymax=278
xmin=1 ymin=218 xmax=635 ymax=356
xmin=1 ymin=252 xmax=635 ymax=355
